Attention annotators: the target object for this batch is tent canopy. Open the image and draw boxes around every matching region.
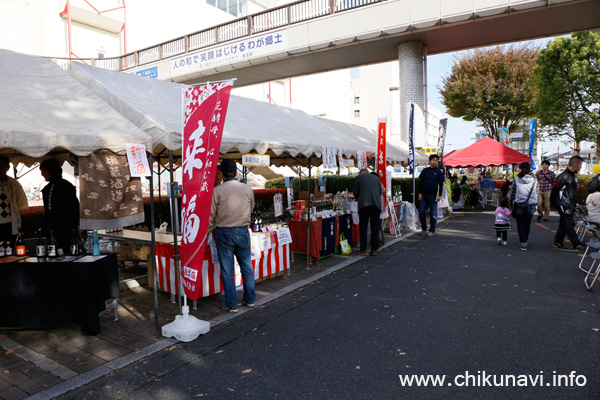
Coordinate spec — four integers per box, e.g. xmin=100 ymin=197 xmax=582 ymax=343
xmin=0 ymin=49 xmax=152 ymax=166
xmin=68 ymin=61 xmax=414 ymax=166
xmin=443 ymin=136 xmax=530 ymax=168
xmin=317 ymin=117 xmax=427 ymax=164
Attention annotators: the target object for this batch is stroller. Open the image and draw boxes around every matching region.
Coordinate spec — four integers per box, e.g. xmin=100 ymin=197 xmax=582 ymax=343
xmin=467 ymin=189 xmax=485 ymax=208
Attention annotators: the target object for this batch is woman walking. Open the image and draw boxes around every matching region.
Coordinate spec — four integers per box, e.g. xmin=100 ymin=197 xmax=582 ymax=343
xmin=509 ymin=162 xmax=538 ymax=250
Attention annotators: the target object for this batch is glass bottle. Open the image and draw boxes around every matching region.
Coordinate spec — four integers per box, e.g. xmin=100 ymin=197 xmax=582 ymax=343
xmin=78 ymin=231 xmax=86 ymax=255
xmin=69 ymin=229 xmax=79 ymax=256
xmin=36 ymin=228 xmax=46 ymax=257
xmin=47 ymin=230 xmax=57 ymax=258
xmin=92 ymin=230 xmax=100 ymax=256
xmin=0 ymin=242 xmax=5 ymax=257
xmin=15 ymin=229 xmax=26 ymax=256
xmin=5 ymin=240 xmax=13 ymax=256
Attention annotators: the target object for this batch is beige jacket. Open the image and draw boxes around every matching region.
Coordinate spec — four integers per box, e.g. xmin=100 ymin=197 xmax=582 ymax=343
xmin=209 ymin=179 xmax=255 ymax=231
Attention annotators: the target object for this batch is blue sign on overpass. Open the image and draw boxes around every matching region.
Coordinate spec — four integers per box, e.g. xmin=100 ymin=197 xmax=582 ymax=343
xmin=135 ymin=66 xmax=157 ymax=79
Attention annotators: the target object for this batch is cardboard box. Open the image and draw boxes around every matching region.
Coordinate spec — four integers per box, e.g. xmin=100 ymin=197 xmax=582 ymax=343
xmin=119 ymin=243 xmax=152 ymax=261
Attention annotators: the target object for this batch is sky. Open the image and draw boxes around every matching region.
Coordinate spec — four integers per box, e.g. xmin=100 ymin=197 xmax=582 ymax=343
xmin=425 ymin=37 xmax=587 ymax=156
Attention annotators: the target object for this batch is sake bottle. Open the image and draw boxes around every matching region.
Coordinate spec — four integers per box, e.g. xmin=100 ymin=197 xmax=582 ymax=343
xmin=69 ymin=229 xmax=79 ymax=256
xmin=15 ymin=229 xmax=26 ymax=256
xmin=36 ymin=228 xmax=46 ymax=257
xmin=47 ymin=230 xmax=57 ymax=258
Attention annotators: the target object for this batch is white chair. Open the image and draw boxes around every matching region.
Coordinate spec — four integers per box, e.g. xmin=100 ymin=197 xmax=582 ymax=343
xmin=579 ymin=226 xmax=600 ymax=273
xmin=575 ymin=205 xmax=594 ymax=242
xmin=584 ymin=252 xmax=600 ymax=290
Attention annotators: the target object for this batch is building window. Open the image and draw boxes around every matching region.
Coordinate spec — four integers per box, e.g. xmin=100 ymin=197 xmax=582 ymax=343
xmin=208 ymin=0 xmax=247 ymax=16
xmin=354 ymin=110 xmax=360 ymax=118
xmin=354 ymin=97 xmax=360 ymax=105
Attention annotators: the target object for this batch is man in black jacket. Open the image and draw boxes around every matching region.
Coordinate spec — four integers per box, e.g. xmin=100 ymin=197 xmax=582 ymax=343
xmin=418 ymin=154 xmax=445 ymax=237
xmin=40 ymin=158 xmax=80 ymax=254
xmin=551 ymin=155 xmax=584 ymax=250
xmin=353 ymin=168 xmax=383 ymax=255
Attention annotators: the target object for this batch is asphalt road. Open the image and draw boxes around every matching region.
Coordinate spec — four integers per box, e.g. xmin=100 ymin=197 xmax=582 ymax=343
xmin=60 ymin=210 xmax=600 ymax=399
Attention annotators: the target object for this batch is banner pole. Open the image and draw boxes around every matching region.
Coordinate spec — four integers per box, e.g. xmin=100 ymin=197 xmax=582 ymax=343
xmin=306 ymin=156 xmax=312 ymax=270
xmin=168 ymin=150 xmax=183 ymax=315
xmin=149 ymin=153 xmax=159 ymax=332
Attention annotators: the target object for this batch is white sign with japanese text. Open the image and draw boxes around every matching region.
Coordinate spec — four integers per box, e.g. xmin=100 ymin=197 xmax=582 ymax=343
xmin=357 ymin=150 xmax=368 ymax=169
xmin=276 ymin=228 xmax=293 ymax=246
xmin=125 ymin=143 xmax=151 ymax=177
xmin=170 ymin=29 xmax=288 ymax=78
xmin=251 ymin=235 xmax=261 ymax=260
xmin=274 ymin=193 xmax=283 ymax=217
xmin=210 ymin=244 xmax=219 ymax=264
xmin=242 ymin=154 xmax=270 ymax=166
xmin=341 ymin=159 xmax=355 ymax=168
xmin=259 ymin=233 xmax=271 ymax=251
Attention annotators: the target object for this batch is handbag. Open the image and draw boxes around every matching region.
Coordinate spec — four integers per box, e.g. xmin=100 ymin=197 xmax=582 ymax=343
xmin=512 ymin=180 xmax=534 ymax=218
xmin=340 ymin=233 xmax=352 ymax=255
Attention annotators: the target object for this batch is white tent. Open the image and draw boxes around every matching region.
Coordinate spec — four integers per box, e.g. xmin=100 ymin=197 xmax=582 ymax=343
xmin=68 ymin=61 xmax=411 ymax=166
xmin=0 ymin=49 xmax=152 ymax=166
xmin=317 ymin=117 xmax=428 ymax=164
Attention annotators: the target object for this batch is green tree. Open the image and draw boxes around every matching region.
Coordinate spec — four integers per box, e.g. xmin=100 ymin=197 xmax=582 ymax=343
xmin=440 ymin=44 xmax=538 ymax=141
xmin=534 ymin=31 xmax=600 ymax=156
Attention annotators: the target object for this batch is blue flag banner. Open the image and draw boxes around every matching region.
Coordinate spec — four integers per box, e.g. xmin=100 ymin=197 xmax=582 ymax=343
xmin=408 ymin=103 xmax=415 ymax=174
xmin=529 ymin=118 xmax=536 ymax=170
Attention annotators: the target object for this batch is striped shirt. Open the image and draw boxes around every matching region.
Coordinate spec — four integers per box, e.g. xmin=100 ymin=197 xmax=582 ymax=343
xmin=535 ymin=169 xmax=556 ymax=192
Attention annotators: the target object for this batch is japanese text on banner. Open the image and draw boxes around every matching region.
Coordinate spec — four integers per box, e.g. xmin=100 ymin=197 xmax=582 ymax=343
xmin=180 ymin=81 xmax=234 ymax=301
xmin=376 ymin=118 xmax=387 ymax=203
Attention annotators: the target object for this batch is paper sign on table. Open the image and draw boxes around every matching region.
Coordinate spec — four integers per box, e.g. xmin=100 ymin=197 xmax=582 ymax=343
xmin=276 ymin=228 xmax=293 ymax=246
xmin=210 ymin=244 xmax=220 ymax=264
xmin=259 ymin=233 xmax=271 ymax=251
xmin=250 ymin=235 xmax=261 ymax=260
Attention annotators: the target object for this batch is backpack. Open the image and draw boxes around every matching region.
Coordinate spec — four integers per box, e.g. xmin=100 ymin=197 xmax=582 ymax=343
xmin=550 ymin=176 xmax=562 ymax=206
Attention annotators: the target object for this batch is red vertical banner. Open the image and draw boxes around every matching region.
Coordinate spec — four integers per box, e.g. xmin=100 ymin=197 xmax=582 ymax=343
xmin=181 ymin=81 xmax=234 ymax=301
xmin=376 ymin=118 xmax=387 ymax=207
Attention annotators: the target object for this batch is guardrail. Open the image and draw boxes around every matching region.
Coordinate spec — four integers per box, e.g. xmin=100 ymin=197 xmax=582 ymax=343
xmin=48 ymin=0 xmax=382 ymax=71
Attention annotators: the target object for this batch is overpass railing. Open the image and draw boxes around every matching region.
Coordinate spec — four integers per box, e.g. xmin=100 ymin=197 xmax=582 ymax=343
xmin=49 ymin=0 xmax=382 ymax=71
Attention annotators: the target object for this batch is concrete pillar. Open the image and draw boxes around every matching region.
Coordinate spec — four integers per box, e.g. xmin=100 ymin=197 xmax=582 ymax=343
xmin=398 ymin=42 xmax=424 ymax=143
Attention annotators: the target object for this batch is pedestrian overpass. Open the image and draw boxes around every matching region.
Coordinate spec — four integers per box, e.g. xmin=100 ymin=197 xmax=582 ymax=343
xmin=56 ymin=0 xmax=600 ymax=139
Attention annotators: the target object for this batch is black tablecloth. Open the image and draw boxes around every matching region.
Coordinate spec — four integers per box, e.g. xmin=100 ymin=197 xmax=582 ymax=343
xmin=0 ymin=253 xmax=119 ymax=335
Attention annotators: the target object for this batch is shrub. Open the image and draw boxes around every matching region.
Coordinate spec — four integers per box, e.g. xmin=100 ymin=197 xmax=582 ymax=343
xmin=253 ymin=188 xmax=287 ymax=213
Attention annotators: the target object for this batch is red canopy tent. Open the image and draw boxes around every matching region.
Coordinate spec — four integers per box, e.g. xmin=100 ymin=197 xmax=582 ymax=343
xmin=443 ymin=136 xmax=529 ymax=167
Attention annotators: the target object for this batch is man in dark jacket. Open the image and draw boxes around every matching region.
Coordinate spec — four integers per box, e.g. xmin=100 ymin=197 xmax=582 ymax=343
xmin=353 ymin=168 xmax=382 ymax=255
xmin=551 ymin=155 xmax=584 ymax=250
xmin=40 ymin=158 xmax=80 ymax=254
xmin=418 ymin=154 xmax=445 ymax=236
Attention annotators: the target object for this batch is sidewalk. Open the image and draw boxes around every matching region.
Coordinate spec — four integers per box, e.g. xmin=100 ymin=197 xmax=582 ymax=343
xmin=0 ymin=222 xmax=420 ymax=400
xmin=49 ymin=208 xmax=600 ymax=399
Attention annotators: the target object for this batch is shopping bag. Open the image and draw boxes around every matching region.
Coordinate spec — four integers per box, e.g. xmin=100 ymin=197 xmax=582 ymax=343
xmin=340 ymin=233 xmax=352 ymax=255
